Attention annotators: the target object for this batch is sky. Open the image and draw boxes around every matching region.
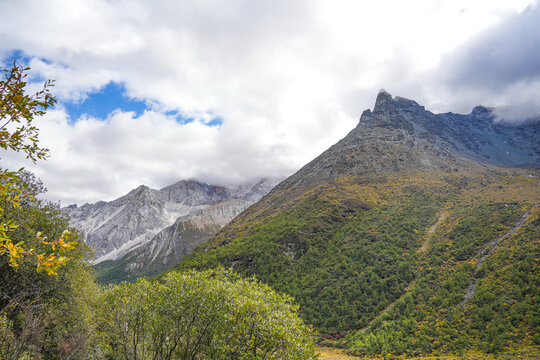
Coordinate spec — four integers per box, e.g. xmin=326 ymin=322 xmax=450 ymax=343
xmin=0 ymin=0 xmax=539 ymax=205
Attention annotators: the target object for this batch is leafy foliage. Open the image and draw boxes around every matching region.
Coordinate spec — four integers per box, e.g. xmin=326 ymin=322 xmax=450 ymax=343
xmin=0 ymin=62 xmax=101 ymax=360
xmin=0 ymin=61 xmax=54 ymax=161
xmin=348 ymin=201 xmax=539 ymax=357
xmin=0 ymin=174 xmax=99 ymax=359
xmin=0 ymin=62 xmax=77 ymax=275
xmin=97 ymin=268 xmax=317 ymax=360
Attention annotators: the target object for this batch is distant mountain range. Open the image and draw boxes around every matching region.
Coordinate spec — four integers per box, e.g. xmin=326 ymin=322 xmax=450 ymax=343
xmin=174 ymin=91 xmax=539 ymax=357
xmin=63 ymin=177 xmax=279 ymax=282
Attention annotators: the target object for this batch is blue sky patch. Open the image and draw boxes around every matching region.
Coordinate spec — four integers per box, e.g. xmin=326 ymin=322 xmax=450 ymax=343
xmin=60 ymin=82 xmax=224 ymax=126
xmin=165 ymin=111 xmax=223 ymax=127
xmin=207 ymin=117 xmax=223 ymax=127
xmin=2 ymin=49 xmax=32 ymax=67
xmin=2 ymin=50 xmax=55 ymax=83
xmin=165 ymin=110 xmax=194 ymax=125
xmin=62 ymin=82 xmax=147 ymax=121
xmin=2 ymin=52 xmax=225 ymax=127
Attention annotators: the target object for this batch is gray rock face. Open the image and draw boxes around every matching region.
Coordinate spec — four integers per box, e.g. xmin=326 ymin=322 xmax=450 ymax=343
xmin=273 ymin=90 xmax=539 ymax=193
xmin=63 ymin=178 xmax=280 ymax=264
xmin=96 ymin=199 xmax=254 ymax=282
xmin=139 ymin=198 xmax=255 ymax=266
xmin=369 ymin=91 xmax=539 ymax=167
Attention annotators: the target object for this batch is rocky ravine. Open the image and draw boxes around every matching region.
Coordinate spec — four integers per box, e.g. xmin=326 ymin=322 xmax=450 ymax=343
xmin=63 ymin=178 xmax=280 ymax=268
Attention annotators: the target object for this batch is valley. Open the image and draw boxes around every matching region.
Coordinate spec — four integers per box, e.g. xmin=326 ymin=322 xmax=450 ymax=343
xmin=58 ymin=91 xmax=540 ymax=358
xmin=3 ymin=3 xmax=540 ymax=358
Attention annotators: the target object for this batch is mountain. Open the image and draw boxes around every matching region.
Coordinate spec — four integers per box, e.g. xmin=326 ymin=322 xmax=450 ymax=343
xmin=175 ymin=91 xmax=539 ymax=357
xmin=93 ymin=199 xmax=254 ymax=283
xmin=273 ymin=90 xmax=537 ymax=192
xmin=63 ymin=178 xmax=279 ymax=280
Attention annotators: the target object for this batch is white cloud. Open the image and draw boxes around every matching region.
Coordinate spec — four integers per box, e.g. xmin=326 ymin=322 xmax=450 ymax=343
xmin=1 ymin=108 xmax=293 ymax=205
xmin=0 ymin=0 xmax=538 ymax=204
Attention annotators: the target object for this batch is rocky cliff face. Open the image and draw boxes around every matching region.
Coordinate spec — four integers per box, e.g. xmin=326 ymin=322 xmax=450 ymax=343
xmin=94 ymin=199 xmax=254 ymax=282
xmin=64 ymin=178 xmax=280 ymax=265
xmin=273 ymin=90 xmax=539 ymax=193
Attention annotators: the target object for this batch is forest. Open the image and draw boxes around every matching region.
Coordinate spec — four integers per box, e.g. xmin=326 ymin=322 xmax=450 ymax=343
xmin=177 ymin=173 xmax=540 ymax=357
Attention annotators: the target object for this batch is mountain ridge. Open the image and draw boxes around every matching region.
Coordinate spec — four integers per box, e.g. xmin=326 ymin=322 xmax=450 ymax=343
xmin=63 ymin=177 xmax=281 ymax=266
xmin=174 ymin=91 xmax=539 ymax=357
xmin=94 ymin=198 xmax=255 ymax=282
xmin=274 ymin=90 xmax=537 ymax=193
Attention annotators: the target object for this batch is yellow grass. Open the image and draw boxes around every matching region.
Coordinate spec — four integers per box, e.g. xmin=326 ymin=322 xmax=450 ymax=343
xmin=318 ymin=347 xmax=361 ymax=359
xmin=317 ymin=347 xmax=540 ymax=360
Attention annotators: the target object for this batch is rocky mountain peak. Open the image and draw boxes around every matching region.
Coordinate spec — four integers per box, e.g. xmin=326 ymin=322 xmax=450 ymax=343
xmin=129 ymin=184 xmax=151 ymax=196
xmin=471 ymin=105 xmax=493 ymax=116
xmin=64 ymin=177 xmax=279 ymax=264
xmin=372 ymin=89 xmax=394 ymax=113
xmin=270 ymin=91 xmax=538 ymax=196
xmin=372 ymin=90 xmax=425 ymax=115
xmin=364 ymin=90 xmax=422 ymax=131
xmin=159 ymin=179 xmax=228 ymax=205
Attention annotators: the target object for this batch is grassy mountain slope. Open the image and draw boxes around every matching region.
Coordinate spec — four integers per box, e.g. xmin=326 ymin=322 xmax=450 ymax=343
xmin=174 ymin=91 xmax=539 ymax=356
xmin=175 ymin=169 xmax=539 ymax=356
xmin=348 ymin=180 xmax=539 ymax=356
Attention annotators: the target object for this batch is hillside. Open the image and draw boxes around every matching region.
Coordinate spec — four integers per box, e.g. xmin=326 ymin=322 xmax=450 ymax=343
xmin=174 ymin=91 xmax=539 ymax=357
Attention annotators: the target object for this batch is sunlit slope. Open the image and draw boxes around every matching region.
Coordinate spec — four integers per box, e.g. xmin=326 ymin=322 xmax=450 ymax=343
xmin=348 ymin=175 xmax=539 ymax=356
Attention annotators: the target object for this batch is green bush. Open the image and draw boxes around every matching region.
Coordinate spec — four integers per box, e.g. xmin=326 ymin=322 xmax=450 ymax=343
xmin=97 ymin=268 xmax=317 ymax=360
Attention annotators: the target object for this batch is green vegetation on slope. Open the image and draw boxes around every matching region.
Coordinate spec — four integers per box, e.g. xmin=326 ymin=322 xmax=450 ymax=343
xmin=349 ymin=202 xmax=538 ymax=357
xmin=175 ymin=171 xmax=540 ymax=357
xmin=179 ymin=176 xmax=441 ymax=337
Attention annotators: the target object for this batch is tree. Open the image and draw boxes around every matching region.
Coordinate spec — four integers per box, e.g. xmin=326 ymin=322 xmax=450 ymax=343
xmin=0 ymin=62 xmax=99 ymax=360
xmin=0 ymin=171 xmax=99 ymax=360
xmin=98 ymin=269 xmax=318 ymax=360
xmin=0 ymin=61 xmax=75 ymax=274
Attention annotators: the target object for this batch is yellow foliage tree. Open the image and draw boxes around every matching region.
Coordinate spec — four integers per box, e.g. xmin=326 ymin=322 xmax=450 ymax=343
xmin=0 ymin=62 xmax=75 ymax=275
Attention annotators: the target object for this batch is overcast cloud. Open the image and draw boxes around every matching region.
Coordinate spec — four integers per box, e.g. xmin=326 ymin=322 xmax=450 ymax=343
xmin=0 ymin=0 xmax=538 ymax=205
xmin=435 ymin=4 xmax=540 ymax=121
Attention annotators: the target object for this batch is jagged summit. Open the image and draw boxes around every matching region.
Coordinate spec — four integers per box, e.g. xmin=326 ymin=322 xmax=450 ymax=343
xmin=63 ymin=177 xmax=280 ymax=264
xmin=373 ymin=89 xmax=394 ymax=112
xmin=271 ymin=91 xmax=538 ymax=195
xmin=358 ymin=91 xmax=538 ymax=168
xmin=471 ymin=105 xmax=494 ymax=118
xmin=373 ymin=90 xmax=424 ymax=114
